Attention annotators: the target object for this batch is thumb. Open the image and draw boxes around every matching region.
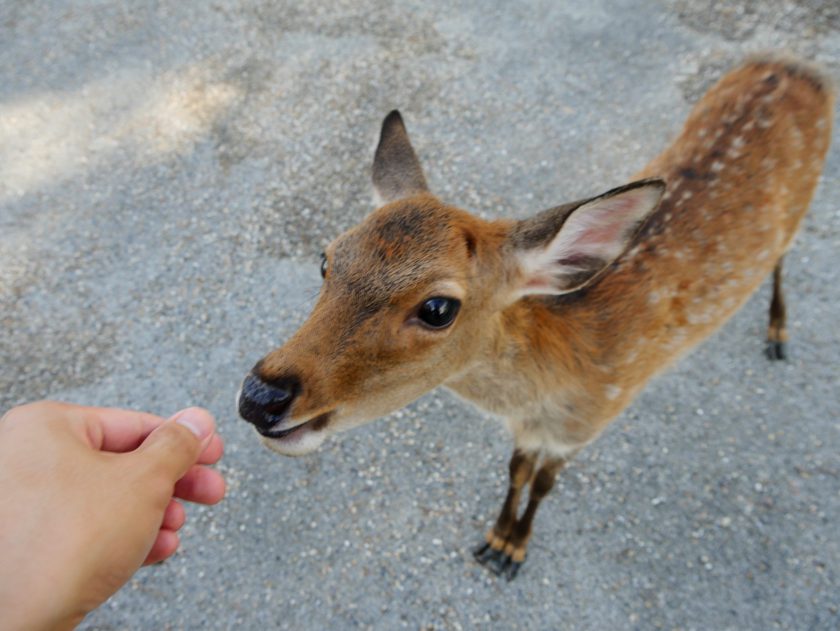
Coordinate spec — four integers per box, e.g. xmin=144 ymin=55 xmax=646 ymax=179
xmin=135 ymin=407 xmax=216 ymax=482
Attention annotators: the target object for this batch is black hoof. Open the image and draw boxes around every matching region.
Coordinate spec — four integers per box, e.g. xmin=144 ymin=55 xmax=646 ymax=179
xmin=473 ymin=542 xmax=492 ymax=561
xmin=474 ymin=543 xmax=504 ymax=572
xmin=473 ymin=541 xmax=525 ymax=580
xmin=484 ymin=550 xmax=510 ymax=576
xmin=504 ymin=560 xmax=523 ymax=581
xmin=765 ymin=340 xmax=787 ymax=361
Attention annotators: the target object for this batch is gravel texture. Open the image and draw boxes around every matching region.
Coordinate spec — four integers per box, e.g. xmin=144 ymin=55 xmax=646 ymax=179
xmin=1 ymin=1 xmax=838 ymax=629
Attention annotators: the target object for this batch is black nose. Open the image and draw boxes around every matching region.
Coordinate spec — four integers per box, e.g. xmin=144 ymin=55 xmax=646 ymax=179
xmin=238 ymin=373 xmax=299 ymax=434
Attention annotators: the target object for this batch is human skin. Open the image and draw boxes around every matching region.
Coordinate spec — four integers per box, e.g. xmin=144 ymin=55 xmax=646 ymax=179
xmin=0 ymin=402 xmax=226 ymax=630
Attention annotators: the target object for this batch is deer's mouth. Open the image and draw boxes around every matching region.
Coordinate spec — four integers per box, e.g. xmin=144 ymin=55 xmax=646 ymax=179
xmin=259 ymin=411 xmax=332 ymax=441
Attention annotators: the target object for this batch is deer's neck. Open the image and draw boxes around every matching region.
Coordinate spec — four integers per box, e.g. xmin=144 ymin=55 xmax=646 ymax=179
xmin=444 ymin=297 xmax=620 ymax=424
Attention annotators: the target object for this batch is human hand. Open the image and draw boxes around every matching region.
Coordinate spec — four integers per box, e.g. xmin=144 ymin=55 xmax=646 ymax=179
xmin=0 ymin=401 xmax=226 ymax=630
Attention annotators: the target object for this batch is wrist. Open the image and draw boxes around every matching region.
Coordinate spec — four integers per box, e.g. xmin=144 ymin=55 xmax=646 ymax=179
xmin=0 ymin=567 xmax=86 ymax=631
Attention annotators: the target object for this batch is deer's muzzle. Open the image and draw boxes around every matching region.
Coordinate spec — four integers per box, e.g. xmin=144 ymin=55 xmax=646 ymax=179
xmin=238 ymin=373 xmax=300 ymax=436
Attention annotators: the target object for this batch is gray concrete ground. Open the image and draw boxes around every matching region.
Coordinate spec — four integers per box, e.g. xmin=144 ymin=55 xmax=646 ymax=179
xmin=1 ymin=1 xmax=839 ymax=629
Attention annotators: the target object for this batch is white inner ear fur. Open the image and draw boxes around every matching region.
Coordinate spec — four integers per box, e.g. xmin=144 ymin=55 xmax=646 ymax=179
xmin=516 ymin=185 xmax=662 ymax=297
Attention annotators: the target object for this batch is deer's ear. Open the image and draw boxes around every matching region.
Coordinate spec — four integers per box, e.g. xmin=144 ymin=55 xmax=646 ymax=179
xmin=372 ymin=110 xmax=430 ymax=204
xmin=511 ymin=179 xmax=665 ymax=297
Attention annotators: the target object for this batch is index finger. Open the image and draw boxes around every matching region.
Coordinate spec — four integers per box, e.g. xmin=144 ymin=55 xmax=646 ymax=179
xmin=68 ymin=403 xmax=222 ymax=458
xmin=75 ymin=406 xmax=167 ymax=452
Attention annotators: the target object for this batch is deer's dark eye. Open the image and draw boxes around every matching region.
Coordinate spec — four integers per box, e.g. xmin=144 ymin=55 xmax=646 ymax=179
xmin=417 ymin=297 xmax=460 ymax=329
xmin=320 ymin=253 xmax=328 ymax=279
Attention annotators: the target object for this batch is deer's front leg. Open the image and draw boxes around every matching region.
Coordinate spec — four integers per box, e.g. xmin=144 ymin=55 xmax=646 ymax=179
xmin=474 ymin=449 xmax=536 ymax=578
xmin=501 ymin=457 xmax=566 ymax=579
xmin=474 ymin=453 xmax=566 ymax=580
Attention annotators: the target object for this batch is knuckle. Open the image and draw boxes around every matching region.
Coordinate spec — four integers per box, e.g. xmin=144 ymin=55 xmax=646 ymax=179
xmin=1 ymin=401 xmax=60 ymax=429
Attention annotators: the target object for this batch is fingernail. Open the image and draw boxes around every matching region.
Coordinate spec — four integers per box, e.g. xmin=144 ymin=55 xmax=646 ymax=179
xmin=172 ymin=407 xmax=215 ymax=440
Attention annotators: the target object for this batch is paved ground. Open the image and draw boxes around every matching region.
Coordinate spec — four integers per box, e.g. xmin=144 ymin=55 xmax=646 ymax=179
xmin=2 ymin=1 xmax=839 ymax=629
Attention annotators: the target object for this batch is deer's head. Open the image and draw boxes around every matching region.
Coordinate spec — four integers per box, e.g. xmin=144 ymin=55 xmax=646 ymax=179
xmin=238 ymin=111 xmax=663 ymax=455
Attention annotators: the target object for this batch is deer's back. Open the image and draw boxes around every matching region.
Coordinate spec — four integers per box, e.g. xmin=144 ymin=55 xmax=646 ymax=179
xmin=541 ymin=58 xmax=834 ymax=424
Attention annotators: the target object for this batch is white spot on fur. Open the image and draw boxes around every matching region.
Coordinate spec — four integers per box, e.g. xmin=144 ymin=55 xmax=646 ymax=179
xmin=605 ymin=385 xmax=622 ymax=400
xmin=727 ymin=136 xmax=745 ymax=158
xmin=687 ymin=312 xmax=710 ymax=325
xmin=624 ymin=345 xmax=641 ymax=364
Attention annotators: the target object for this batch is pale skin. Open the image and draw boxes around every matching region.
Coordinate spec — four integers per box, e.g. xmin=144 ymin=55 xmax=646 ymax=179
xmin=0 ymin=401 xmax=226 ymax=630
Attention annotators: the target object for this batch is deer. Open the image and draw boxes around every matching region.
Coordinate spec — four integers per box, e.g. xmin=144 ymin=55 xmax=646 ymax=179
xmin=238 ymin=55 xmax=834 ymax=580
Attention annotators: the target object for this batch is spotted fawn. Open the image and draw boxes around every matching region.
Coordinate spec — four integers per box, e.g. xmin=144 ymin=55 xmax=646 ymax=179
xmin=239 ymin=56 xmax=834 ymax=579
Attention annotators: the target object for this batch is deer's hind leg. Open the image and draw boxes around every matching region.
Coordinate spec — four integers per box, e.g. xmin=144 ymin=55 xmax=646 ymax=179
xmin=766 ymin=259 xmax=788 ymax=360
